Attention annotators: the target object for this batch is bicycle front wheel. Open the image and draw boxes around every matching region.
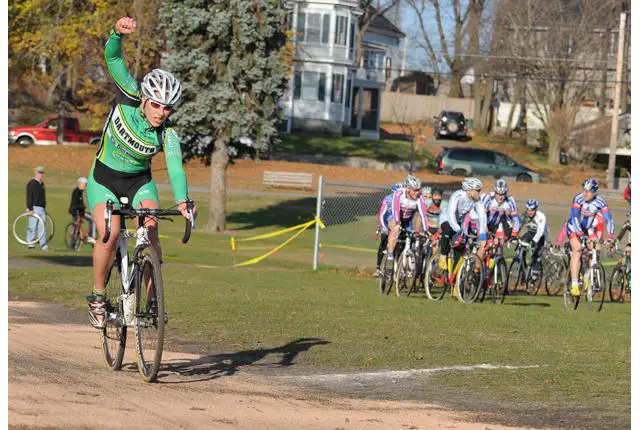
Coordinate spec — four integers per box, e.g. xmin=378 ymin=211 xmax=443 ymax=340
xmin=64 ymin=222 xmax=82 ymax=251
xmin=101 ymin=259 xmax=127 ymax=371
xmin=544 ymin=258 xmax=568 ymax=296
xmin=525 ymin=264 xmax=543 ymax=296
xmin=134 ymin=246 xmax=165 ymax=382
xmin=456 ymin=255 xmax=483 ymax=304
xmin=506 ymin=258 xmax=524 ymax=295
xmin=590 ymin=263 xmax=606 ymax=312
xmin=425 ymin=255 xmax=447 ymax=301
xmin=563 ymin=282 xmax=580 ymax=311
xmin=491 ymin=259 xmax=507 ymax=304
xmin=609 ymin=264 xmax=626 ymax=303
xmin=12 ymin=212 xmax=45 ymax=246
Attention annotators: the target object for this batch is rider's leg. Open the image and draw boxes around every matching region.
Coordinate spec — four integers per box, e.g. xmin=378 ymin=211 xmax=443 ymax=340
xmin=92 ymin=203 xmax=121 ymax=294
xmin=83 ymin=213 xmax=96 ymax=241
xmin=569 ymin=234 xmax=582 ymax=295
xmin=386 ymin=220 xmax=400 ymax=256
xmin=439 ymin=222 xmax=455 ymax=269
xmin=376 ymin=232 xmax=389 ymax=270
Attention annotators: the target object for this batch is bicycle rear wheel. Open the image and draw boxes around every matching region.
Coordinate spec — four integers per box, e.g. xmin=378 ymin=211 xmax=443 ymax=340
xmin=456 ymin=255 xmax=483 ymax=304
xmin=378 ymin=256 xmax=393 ymax=295
xmin=609 ymin=264 xmax=626 ymax=303
xmin=491 ymin=259 xmax=507 ymax=304
xmin=133 ymin=246 xmax=165 ymax=382
xmin=64 ymin=222 xmax=82 ymax=251
xmin=12 ymin=212 xmax=45 ymax=246
xmin=101 ymin=259 xmax=127 ymax=371
xmin=425 ymin=255 xmax=448 ymax=300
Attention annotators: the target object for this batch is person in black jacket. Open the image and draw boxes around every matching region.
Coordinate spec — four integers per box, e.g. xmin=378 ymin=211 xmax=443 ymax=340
xmin=69 ymin=177 xmax=96 ymax=243
xmin=25 ymin=166 xmax=49 ymax=250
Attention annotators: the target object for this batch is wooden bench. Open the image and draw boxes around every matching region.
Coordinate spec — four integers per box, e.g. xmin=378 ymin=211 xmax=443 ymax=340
xmin=263 ymin=171 xmax=313 ymax=190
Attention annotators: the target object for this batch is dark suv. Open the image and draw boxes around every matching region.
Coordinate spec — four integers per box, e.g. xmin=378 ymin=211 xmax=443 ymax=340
xmin=434 ymin=111 xmax=468 ymax=140
xmin=434 ymin=147 xmax=540 ymax=182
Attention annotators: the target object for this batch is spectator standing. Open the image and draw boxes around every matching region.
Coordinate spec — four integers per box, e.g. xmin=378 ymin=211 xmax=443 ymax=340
xmin=26 ymin=166 xmax=49 ymax=250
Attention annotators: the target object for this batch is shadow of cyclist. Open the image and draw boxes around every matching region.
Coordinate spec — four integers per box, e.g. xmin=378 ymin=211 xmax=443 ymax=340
xmin=155 ymin=337 xmax=330 ymax=384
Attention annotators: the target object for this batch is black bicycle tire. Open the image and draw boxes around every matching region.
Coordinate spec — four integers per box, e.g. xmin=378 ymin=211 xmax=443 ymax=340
xmin=456 ymin=254 xmax=483 ymax=304
xmin=506 ymin=258 xmax=524 ymax=295
xmin=594 ymin=263 xmax=606 ymax=312
xmin=492 ymin=259 xmax=508 ymax=304
xmin=101 ymin=260 xmax=127 ymax=371
xmin=544 ymin=259 xmax=567 ymax=296
xmin=525 ymin=263 xmax=543 ymax=296
xmin=425 ymin=254 xmax=447 ymax=301
xmin=133 ymin=246 xmax=165 ymax=383
xmin=609 ymin=264 xmax=626 ymax=303
xmin=378 ymin=256 xmax=389 ymax=295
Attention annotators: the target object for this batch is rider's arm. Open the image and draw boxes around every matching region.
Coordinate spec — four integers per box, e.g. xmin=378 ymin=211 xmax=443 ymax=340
xmin=447 ymin=192 xmax=462 ymax=233
xmin=532 ymin=212 xmax=546 ymax=243
xmin=568 ymin=194 xmax=582 ymax=234
xmin=598 ymin=197 xmax=615 ymax=238
xmin=508 ymin=197 xmax=520 ymax=236
xmin=391 ymin=189 xmax=402 ymax=224
xmin=163 ymin=128 xmax=189 ymax=203
xmin=104 ymin=30 xmax=140 ymax=101
xmin=475 ymin=200 xmax=488 ymax=241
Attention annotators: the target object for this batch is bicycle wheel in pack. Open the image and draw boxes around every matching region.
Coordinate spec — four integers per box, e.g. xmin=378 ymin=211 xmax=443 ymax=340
xmin=456 ymin=255 xmax=483 ymax=304
xmin=133 ymin=246 xmax=165 ymax=382
xmin=101 ymin=258 xmax=127 ymax=371
xmin=563 ymin=281 xmax=580 ymax=311
xmin=590 ymin=263 xmax=606 ymax=312
xmin=491 ymin=258 xmax=508 ymax=304
xmin=425 ymin=254 xmax=447 ymax=301
xmin=378 ymin=256 xmax=393 ymax=296
xmin=544 ymin=258 xmax=568 ymax=296
xmin=396 ymin=252 xmax=415 ymax=297
xmin=609 ymin=264 xmax=626 ymax=303
xmin=506 ymin=258 xmax=525 ymax=295
xmin=525 ymin=264 xmax=543 ymax=296
xmin=409 ymin=251 xmax=426 ymax=297
xmin=12 ymin=212 xmax=45 ymax=246
xmin=64 ymin=222 xmax=82 ymax=251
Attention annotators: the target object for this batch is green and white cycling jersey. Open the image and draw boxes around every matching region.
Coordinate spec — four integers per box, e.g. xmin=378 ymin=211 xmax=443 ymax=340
xmin=88 ymin=29 xmax=187 ymax=209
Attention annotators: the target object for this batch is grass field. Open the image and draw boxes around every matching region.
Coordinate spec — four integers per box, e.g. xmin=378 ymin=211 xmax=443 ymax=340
xmin=8 ymin=162 xmax=631 ymax=428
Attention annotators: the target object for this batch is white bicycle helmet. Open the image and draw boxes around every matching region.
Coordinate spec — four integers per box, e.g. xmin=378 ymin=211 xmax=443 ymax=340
xmin=494 ymin=178 xmax=508 ymax=195
xmin=77 ymin=177 xmax=88 ymax=184
xmin=405 ymin=175 xmax=422 ymax=190
xmin=421 ymin=185 xmax=432 ymax=196
xmin=526 ymin=199 xmax=539 ymax=210
xmin=462 ymin=177 xmax=483 ymax=191
xmin=141 ymin=69 xmax=182 ymax=106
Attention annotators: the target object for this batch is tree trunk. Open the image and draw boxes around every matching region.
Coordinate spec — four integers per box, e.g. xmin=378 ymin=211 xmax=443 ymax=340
xmin=547 ymin=134 xmax=561 ymax=165
xmin=448 ymin=62 xmax=464 ymax=98
xmin=207 ymin=138 xmax=230 ymax=232
xmin=504 ymin=80 xmax=521 ymax=136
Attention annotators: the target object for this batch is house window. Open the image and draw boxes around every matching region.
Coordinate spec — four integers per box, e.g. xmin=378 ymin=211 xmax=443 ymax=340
xmin=385 ymin=57 xmax=392 ymax=80
xmin=294 ymin=71 xmax=301 ymax=100
xmin=363 ymin=50 xmax=384 ymax=71
xmin=345 ymin=77 xmax=352 ymax=108
xmin=300 ymin=71 xmax=326 ymax=101
xmin=335 ymin=16 xmax=348 ymax=46
xmin=331 ymin=73 xmax=344 ymax=103
xmin=298 ymin=12 xmax=330 ymax=44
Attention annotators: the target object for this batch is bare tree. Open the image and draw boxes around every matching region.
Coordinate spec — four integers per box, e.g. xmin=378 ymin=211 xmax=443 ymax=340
xmin=406 ymin=0 xmax=491 ymax=97
xmin=496 ymin=0 xmax=618 ymax=165
xmin=355 ymin=1 xmax=401 ymax=69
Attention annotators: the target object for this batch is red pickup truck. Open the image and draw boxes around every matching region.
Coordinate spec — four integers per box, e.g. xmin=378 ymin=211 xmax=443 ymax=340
xmin=9 ymin=115 xmax=102 ymax=146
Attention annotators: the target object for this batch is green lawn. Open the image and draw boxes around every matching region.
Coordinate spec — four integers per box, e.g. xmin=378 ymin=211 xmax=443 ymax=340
xmin=8 ymin=162 xmax=630 ymax=428
xmin=277 ymin=132 xmax=434 ymax=166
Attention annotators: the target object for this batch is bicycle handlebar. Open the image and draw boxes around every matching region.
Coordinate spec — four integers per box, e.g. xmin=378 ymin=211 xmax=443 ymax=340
xmin=102 ymin=199 xmax=195 ymax=244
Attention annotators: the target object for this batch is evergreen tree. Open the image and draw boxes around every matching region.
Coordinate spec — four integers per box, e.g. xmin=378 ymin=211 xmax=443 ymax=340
xmin=161 ymin=0 xmax=290 ymax=232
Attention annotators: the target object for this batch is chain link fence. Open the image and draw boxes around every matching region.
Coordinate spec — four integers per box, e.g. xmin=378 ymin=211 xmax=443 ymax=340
xmin=313 ymin=177 xmax=458 ymax=270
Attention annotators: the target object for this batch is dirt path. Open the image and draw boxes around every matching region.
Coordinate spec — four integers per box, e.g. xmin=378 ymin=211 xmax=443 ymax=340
xmin=9 ymin=300 xmax=542 ymax=430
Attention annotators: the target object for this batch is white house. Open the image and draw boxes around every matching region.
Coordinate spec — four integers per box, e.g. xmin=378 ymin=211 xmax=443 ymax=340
xmin=285 ymin=0 xmax=406 ymax=139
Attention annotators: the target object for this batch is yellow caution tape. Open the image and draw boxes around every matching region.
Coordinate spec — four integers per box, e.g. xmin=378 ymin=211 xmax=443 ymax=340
xmin=232 ymin=219 xmax=316 ymax=244
xmin=320 ymin=243 xmax=376 ymax=254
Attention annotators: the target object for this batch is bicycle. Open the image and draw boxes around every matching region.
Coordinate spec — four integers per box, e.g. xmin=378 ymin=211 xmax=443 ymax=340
xmin=100 ymin=197 xmax=194 ymax=382
xmin=64 ymin=216 xmax=94 ymax=251
xmin=12 ymin=211 xmax=55 ymax=246
xmin=608 ymin=243 xmax=630 ymax=303
xmin=478 ymin=235 xmax=507 ymax=304
xmin=424 ymin=233 xmax=483 ymax=304
xmin=407 ymin=231 xmax=434 ymax=297
xmin=541 ymin=244 xmax=570 ymax=296
xmin=563 ymin=237 xmax=606 ymax=312
xmin=506 ymin=239 xmax=543 ymax=296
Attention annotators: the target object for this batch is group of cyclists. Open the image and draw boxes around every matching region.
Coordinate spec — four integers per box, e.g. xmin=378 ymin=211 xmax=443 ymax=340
xmin=375 ymin=173 xmax=630 ymax=298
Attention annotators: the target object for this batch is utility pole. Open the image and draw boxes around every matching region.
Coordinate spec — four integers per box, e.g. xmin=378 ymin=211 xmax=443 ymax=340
xmin=606 ymin=12 xmax=626 ymax=189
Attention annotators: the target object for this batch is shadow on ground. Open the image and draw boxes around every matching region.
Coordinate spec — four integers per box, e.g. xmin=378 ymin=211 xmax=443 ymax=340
xmin=25 ymin=255 xmax=93 ymax=267
xmin=156 ymin=337 xmax=331 ymax=384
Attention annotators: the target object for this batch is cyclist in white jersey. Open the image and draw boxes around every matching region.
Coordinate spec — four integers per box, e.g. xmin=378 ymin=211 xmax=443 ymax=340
xmin=521 ymin=199 xmax=548 ymax=277
xmin=438 ymin=178 xmax=487 ymax=270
